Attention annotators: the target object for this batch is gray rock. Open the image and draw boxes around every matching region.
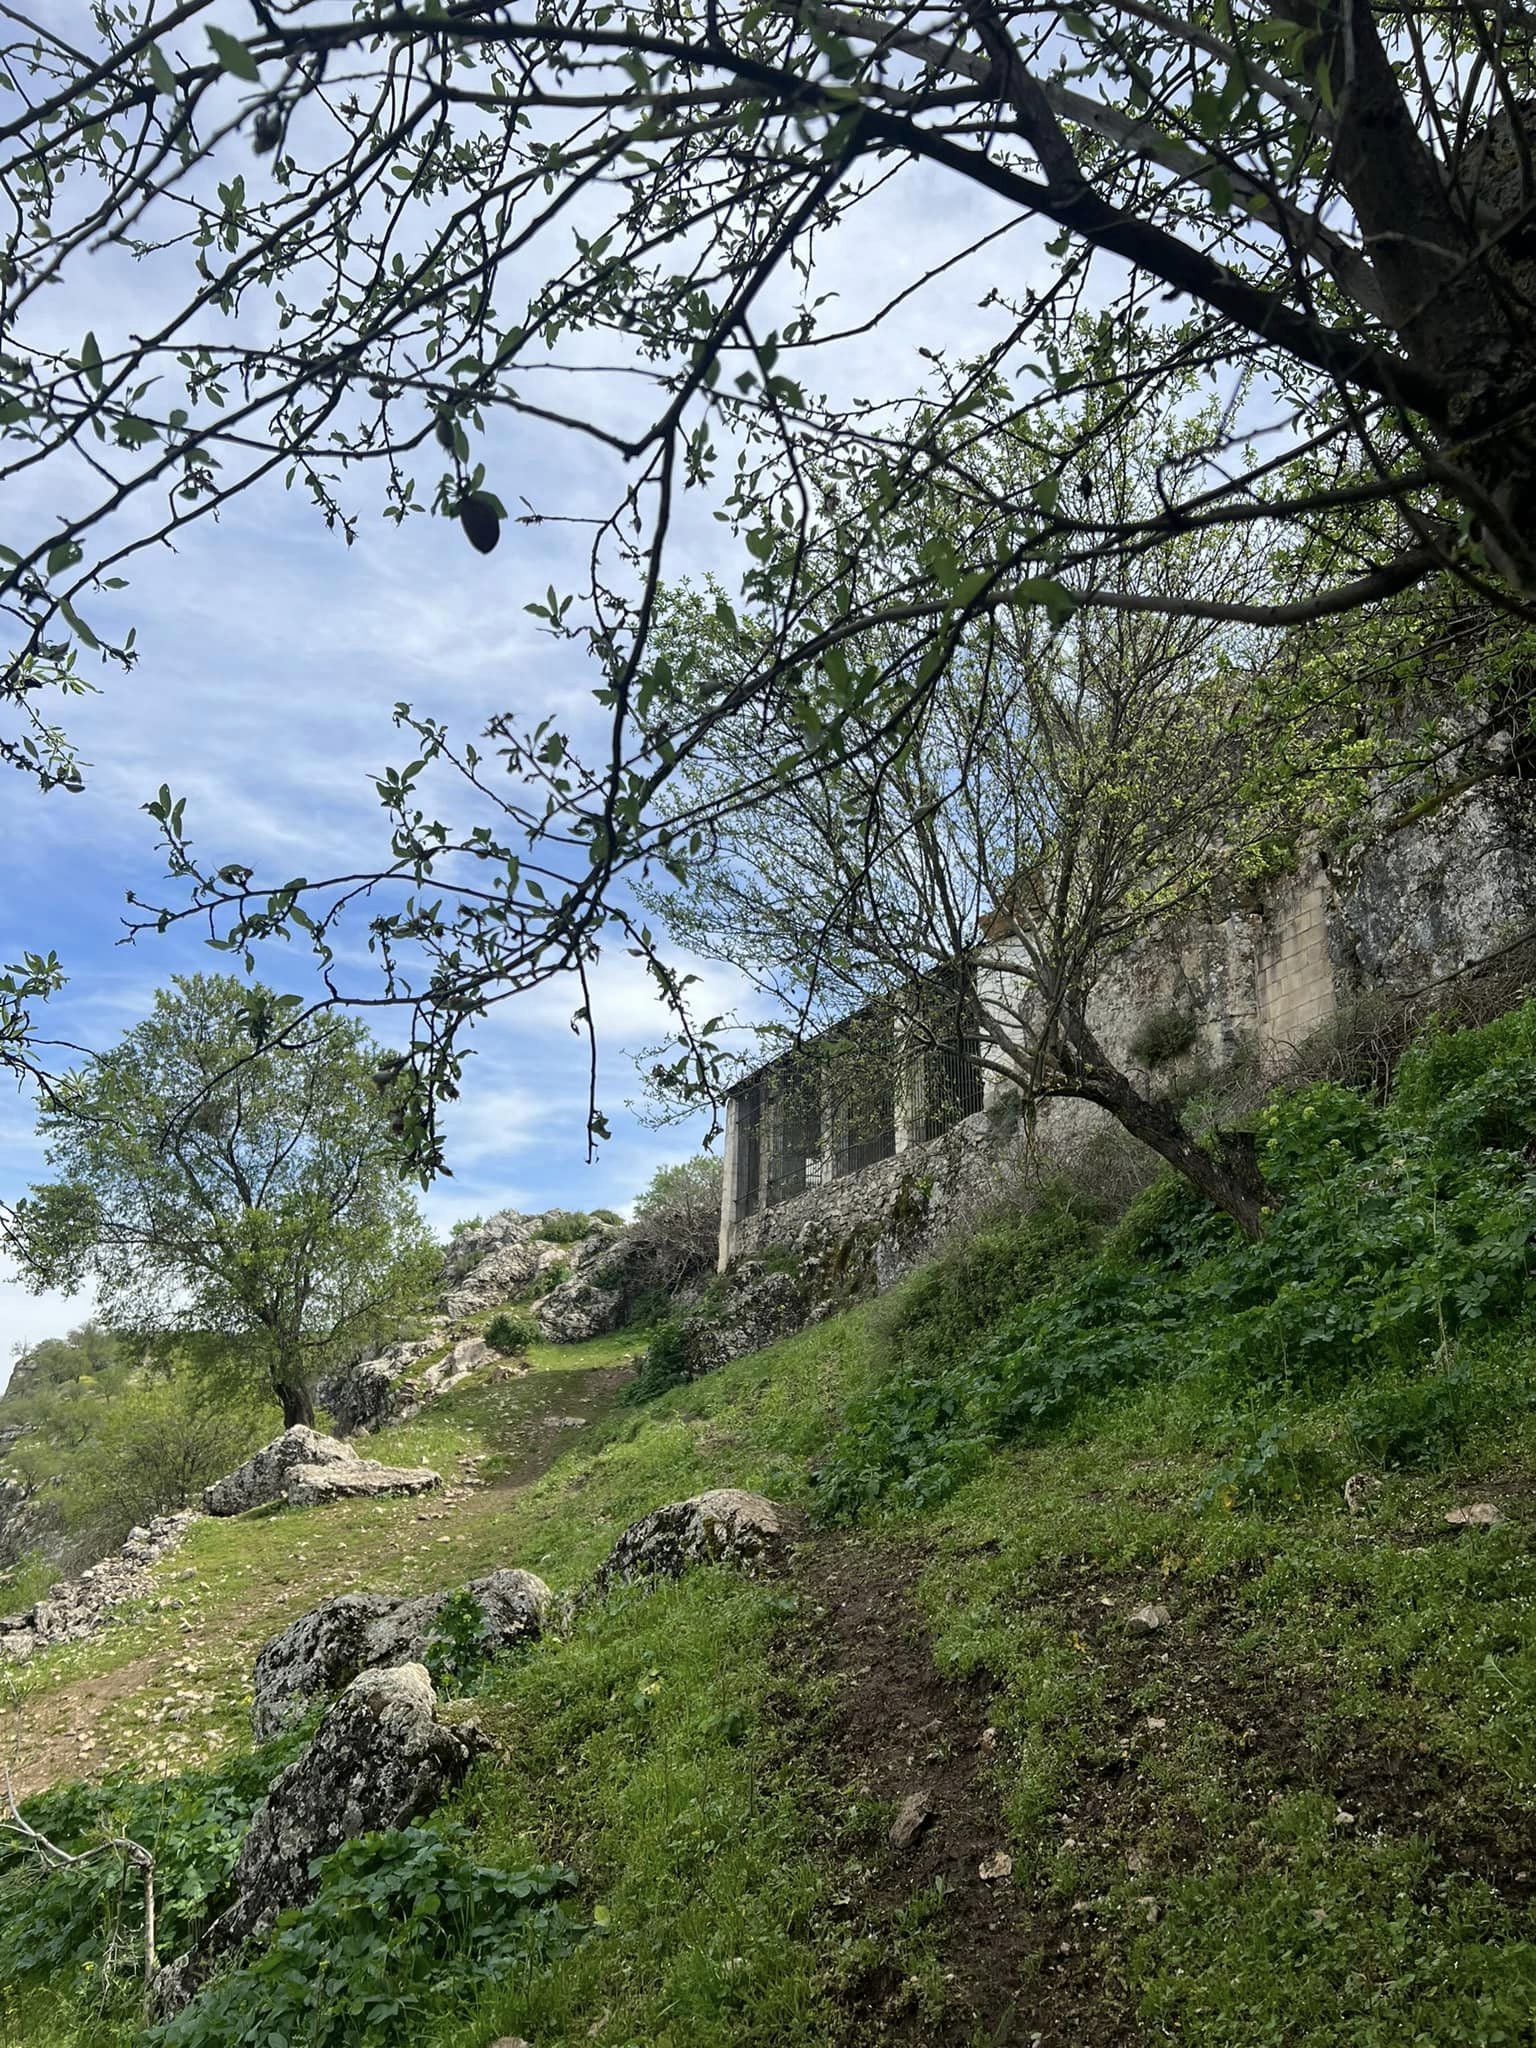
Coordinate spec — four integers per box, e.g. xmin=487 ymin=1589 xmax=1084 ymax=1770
xmin=533 ymin=1229 xmax=647 ymax=1344
xmin=1125 ymin=1602 xmax=1172 ymax=1636
xmin=204 ymin=1427 xmax=359 ymax=1516
xmin=318 ymin=1331 xmax=497 ymax=1437
xmin=1343 ymin=1471 xmax=1382 ymax=1515
xmin=284 ymin=1461 xmax=439 ymax=1509
xmin=441 ymin=1210 xmax=576 ymax=1318
xmin=152 ymin=1664 xmax=485 ymax=2014
xmin=890 ymin=1790 xmax=933 ymax=1850
xmin=664 ymin=1268 xmax=807 ymax=1382
xmin=0 ymin=1510 xmax=199 ymax=1660
xmin=594 ymin=1488 xmax=793 ymax=1593
xmin=250 ymin=1568 xmax=551 ymax=1738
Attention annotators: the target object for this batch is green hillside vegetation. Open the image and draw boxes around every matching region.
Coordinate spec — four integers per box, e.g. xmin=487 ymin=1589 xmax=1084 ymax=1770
xmin=7 ymin=1002 xmax=1536 ymax=2044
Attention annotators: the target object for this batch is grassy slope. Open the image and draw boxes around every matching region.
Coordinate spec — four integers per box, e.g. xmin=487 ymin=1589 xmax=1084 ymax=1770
xmin=9 ymin=1165 xmax=1536 ymax=2041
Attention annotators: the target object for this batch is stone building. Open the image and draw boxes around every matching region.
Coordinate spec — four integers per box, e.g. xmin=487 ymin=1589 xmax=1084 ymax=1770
xmin=716 ymin=785 xmax=1536 ymax=1274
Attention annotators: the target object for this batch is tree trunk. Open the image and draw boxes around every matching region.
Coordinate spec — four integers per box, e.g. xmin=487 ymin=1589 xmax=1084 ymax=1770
xmin=1052 ymin=1015 xmax=1271 ymax=1239
xmin=275 ymin=1375 xmax=315 ymax=1430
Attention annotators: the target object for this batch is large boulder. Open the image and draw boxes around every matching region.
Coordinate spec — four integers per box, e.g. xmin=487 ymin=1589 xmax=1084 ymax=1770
xmin=594 ymin=1489 xmax=793 ymax=1593
xmin=284 ymin=1460 xmax=439 ymax=1509
xmin=152 ymin=1664 xmax=485 ymax=2014
xmin=250 ymin=1569 xmax=551 ymax=1738
xmin=204 ymin=1427 xmax=359 ymax=1516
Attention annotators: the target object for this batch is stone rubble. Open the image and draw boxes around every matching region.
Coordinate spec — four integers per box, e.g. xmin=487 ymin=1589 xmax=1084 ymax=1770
xmin=0 ymin=1510 xmax=198 ymax=1661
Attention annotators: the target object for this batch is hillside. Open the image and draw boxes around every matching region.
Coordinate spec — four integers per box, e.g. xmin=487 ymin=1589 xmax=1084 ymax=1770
xmin=6 ymin=1004 xmax=1536 ymax=2045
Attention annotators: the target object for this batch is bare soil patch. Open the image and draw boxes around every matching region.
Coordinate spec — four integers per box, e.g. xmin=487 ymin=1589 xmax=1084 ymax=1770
xmin=795 ymin=1533 xmax=1140 ymax=2048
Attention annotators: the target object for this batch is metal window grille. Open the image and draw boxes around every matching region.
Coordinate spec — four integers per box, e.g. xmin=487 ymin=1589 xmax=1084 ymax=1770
xmin=767 ymin=1087 xmax=821 ymax=1208
xmin=922 ymin=1029 xmax=985 ymax=1139
xmin=833 ymin=1080 xmax=896 ymax=1178
xmin=734 ymin=1080 xmax=764 ymax=1220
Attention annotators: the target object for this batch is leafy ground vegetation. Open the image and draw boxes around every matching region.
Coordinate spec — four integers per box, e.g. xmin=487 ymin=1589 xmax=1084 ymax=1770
xmin=8 ymin=1004 xmax=1536 ymax=2044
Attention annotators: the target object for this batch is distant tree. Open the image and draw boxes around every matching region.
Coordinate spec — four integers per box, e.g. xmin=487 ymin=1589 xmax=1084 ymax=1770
xmin=12 ymin=975 xmax=437 ymax=1428
xmin=628 ymin=1155 xmax=725 ymax=1289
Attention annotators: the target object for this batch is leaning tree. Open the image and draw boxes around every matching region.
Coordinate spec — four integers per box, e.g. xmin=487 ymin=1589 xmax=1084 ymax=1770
xmin=11 ymin=974 xmax=437 ymax=1428
xmin=4 ymin=0 xmax=1535 ymax=1148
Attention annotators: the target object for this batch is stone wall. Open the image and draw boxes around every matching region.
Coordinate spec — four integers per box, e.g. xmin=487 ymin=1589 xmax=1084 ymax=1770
xmin=719 ymin=786 xmax=1536 ymax=1274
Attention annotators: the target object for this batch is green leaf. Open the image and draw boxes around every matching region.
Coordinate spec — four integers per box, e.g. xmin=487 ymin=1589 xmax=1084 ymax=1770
xmin=206 ymin=26 xmax=260 ymax=82
xmin=146 ymin=40 xmax=177 ymax=98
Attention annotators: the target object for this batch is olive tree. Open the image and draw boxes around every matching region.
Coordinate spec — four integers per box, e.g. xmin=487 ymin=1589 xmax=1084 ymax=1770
xmin=4 ymin=0 xmax=1535 ymax=1145
xmin=12 ymin=975 xmax=437 ymax=1428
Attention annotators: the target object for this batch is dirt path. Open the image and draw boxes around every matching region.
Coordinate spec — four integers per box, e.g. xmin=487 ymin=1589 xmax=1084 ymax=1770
xmin=6 ymin=1353 xmax=634 ymax=1800
xmin=797 ymin=1534 xmax=1139 ymax=2048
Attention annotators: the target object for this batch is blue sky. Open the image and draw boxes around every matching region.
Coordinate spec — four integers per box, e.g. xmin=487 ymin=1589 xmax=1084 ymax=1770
xmin=0 ymin=56 xmax=1040 ymax=1374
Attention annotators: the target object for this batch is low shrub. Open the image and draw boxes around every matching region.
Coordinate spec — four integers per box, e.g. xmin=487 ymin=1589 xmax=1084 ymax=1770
xmin=536 ymin=1211 xmax=592 ymax=1245
xmin=0 ymin=1733 xmax=310 ymax=2001
xmin=422 ymin=1589 xmax=498 ymax=1691
xmin=151 ymin=1827 xmax=589 ymax=2048
xmin=1128 ymin=1005 xmax=1198 ymax=1070
xmin=484 ymin=1309 xmax=540 ymax=1357
xmin=623 ymin=1319 xmax=691 ymax=1405
xmin=526 ymin=1257 xmax=569 ymax=1301
xmin=818 ymin=1002 xmax=1536 ymax=1522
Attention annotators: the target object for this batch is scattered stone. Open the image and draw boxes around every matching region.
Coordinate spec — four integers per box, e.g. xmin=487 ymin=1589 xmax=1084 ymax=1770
xmin=204 ymin=1427 xmax=358 ymax=1516
xmin=889 ymin=1791 xmax=934 ymax=1850
xmin=1125 ymin=1602 xmax=1172 ymax=1636
xmin=1344 ymin=1472 xmax=1382 ymax=1515
xmin=976 ymin=1725 xmax=999 ymax=1751
xmin=593 ymin=1489 xmax=795 ymax=1593
xmin=152 ymin=1664 xmax=486 ymax=2015
xmin=0 ymin=1511 xmax=198 ymax=1660
xmin=284 ymin=1461 xmax=440 ymax=1508
xmin=250 ymin=1569 xmax=551 ymax=1738
xmin=978 ymin=1848 xmax=1013 ymax=1882
xmin=1445 ymin=1502 xmax=1503 ymax=1527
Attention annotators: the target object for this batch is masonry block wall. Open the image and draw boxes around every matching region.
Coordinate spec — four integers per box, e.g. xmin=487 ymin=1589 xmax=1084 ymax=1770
xmin=718 ymin=789 xmax=1536 ymax=1271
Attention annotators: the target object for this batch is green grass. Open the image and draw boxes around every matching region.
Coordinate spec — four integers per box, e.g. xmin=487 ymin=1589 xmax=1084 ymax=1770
xmin=14 ymin=1002 xmax=1536 ymax=2044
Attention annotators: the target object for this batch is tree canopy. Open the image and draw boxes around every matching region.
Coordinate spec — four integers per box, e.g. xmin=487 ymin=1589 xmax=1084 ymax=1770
xmin=12 ymin=974 xmax=437 ymax=1427
xmin=5 ymin=0 xmax=1534 ymax=1148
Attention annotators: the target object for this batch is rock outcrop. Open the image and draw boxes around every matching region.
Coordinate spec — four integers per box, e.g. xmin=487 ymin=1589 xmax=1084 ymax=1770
xmin=204 ymin=1426 xmax=359 ymax=1516
xmin=316 ymin=1337 xmax=443 ymax=1435
xmin=441 ymin=1211 xmax=574 ymax=1319
xmin=250 ymin=1567 xmax=550 ymax=1737
xmin=594 ymin=1488 xmax=793 ymax=1592
xmin=284 ymin=1461 xmax=439 ymax=1509
xmin=533 ymin=1228 xmax=653 ymax=1343
xmin=152 ymin=1664 xmax=485 ymax=2014
xmin=203 ymin=1426 xmax=439 ymax=1514
xmin=661 ymin=1266 xmax=810 ymax=1383
xmin=0 ymin=1510 xmax=197 ymax=1661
